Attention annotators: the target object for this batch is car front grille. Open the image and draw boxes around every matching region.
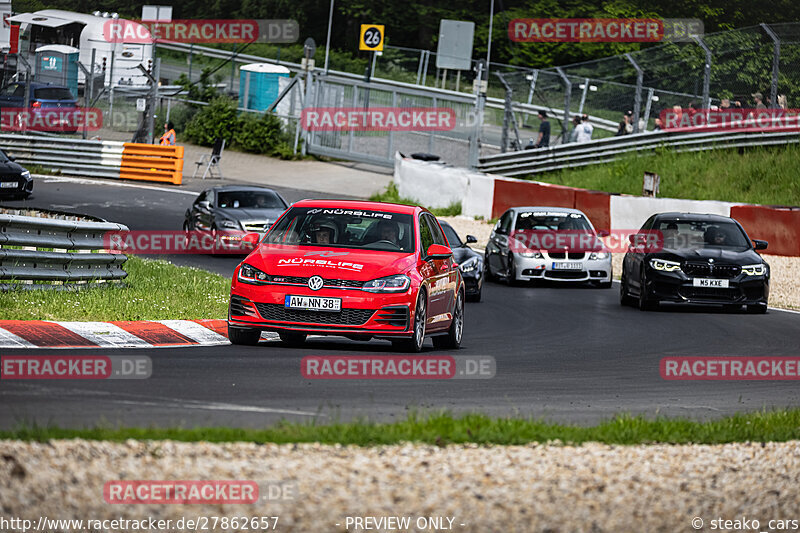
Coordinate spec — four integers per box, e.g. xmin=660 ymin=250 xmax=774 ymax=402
xmin=680 ymin=287 xmax=742 ymax=301
xmin=254 ymin=303 xmax=375 ymax=325
xmin=547 ymin=252 xmax=586 ymax=260
xmin=244 ymin=222 xmax=272 ymax=232
xmin=683 ymin=262 xmax=741 ymax=278
xmin=546 ymin=270 xmax=587 ymax=279
xmin=269 ymin=275 xmax=363 ymax=288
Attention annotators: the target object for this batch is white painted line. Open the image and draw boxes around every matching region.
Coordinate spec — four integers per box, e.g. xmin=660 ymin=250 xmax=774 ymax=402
xmin=34 ymin=175 xmax=197 ymax=196
xmin=770 ymin=307 xmax=800 ymax=315
xmin=54 ymin=321 xmax=153 ymax=348
xmin=159 ymin=320 xmax=230 ymax=344
xmin=0 ymin=327 xmax=36 ymax=348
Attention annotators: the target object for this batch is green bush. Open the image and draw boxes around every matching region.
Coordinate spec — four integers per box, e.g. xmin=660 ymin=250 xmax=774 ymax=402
xmin=184 ymin=96 xmax=298 ymax=159
xmin=183 ymin=97 xmax=239 ymax=147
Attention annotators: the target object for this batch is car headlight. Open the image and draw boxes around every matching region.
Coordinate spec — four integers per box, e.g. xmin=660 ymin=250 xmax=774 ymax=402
xmin=459 ymin=256 xmax=481 ymax=273
xmin=519 ymin=251 xmax=543 ymax=258
xmin=649 ymin=258 xmax=682 ymax=272
xmin=219 ymin=219 xmax=240 ymax=229
xmin=238 ymin=263 xmax=270 ymax=285
xmin=742 ymin=263 xmax=767 ymax=276
xmin=362 ymin=274 xmax=411 ymax=293
xmin=20 ymin=170 xmax=30 ymax=179
xmin=589 ymin=251 xmax=609 ymax=260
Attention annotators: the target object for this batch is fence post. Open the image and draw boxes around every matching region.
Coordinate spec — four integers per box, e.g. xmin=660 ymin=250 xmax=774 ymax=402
xmin=416 ymin=49 xmax=425 ymax=85
xmin=468 ymin=60 xmax=486 ymax=169
xmin=760 ymin=23 xmax=780 ymax=108
xmin=642 ymin=87 xmax=655 ymax=131
xmin=625 ymin=53 xmax=643 ymax=133
xmin=526 ymin=69 xmax=539 ymax=105
xmin=694 ymin=36 xmax=711 ymax=110
xmin=555 ymin=67 xmax=571 ymax=142
xmin=577 ymin=77 xmax=589 ymax=115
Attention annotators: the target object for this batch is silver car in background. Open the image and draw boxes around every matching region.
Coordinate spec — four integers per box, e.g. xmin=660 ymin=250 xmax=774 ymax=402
xmin=484 ymin=206 xmax=613 ymax=287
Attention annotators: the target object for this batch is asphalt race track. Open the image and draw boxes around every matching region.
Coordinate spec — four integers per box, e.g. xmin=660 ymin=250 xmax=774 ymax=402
xmin=1 ymin=177 xmax=800 ymax=428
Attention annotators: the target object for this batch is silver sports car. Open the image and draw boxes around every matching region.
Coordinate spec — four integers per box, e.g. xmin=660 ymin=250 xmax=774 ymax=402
xmin=484 ymin=206 xmax=613 ymax=287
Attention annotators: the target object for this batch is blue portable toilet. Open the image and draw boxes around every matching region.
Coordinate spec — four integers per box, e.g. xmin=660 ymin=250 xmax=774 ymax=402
xmin=239 ymin=63 xmax=291 ymax=112
xmin=35 ymin=45 xmax=80 ymax=99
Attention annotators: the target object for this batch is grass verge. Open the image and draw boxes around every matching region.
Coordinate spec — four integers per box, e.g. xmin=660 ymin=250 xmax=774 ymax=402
xmin=531 ymin=144 xmax=800 ymax=206
xmin=4 ymin=410 xmax=800 ymax=446
xmin=0 ymin=256 xmax=229 ymax=321
xmin=369 ymin=182 xmax=461 ymax=216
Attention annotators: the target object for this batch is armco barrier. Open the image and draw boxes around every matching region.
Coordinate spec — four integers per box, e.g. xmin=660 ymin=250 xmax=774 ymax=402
xmin=0 ymin=214 xmax=129 ymax=290
xmin=730 ymin=205 xmax=800 ymax=257
xmin=0 ymin=134 xmax=183 ymax=185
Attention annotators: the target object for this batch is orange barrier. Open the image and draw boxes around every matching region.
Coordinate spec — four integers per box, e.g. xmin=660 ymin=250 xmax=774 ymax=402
xmin=730 ymin=205 xmax=800 ymax=257
xmin=120 ymin=144 xmax=184 ymax=185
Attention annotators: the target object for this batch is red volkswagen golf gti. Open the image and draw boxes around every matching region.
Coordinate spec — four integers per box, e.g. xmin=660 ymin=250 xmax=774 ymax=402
xmin=228 ymin=200 xmax=465 ymax=351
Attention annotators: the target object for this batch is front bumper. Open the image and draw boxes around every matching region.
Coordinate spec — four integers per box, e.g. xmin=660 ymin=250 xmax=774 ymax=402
xmin=514 ymin=254 xmax=612 ymax=283
xmin=229 ymin=283 xmax=415 ymax=338
xmin=643 ymin=269 xmax=769 ymax=305
xmin=0 ymin=174 xmax=33 ymax=196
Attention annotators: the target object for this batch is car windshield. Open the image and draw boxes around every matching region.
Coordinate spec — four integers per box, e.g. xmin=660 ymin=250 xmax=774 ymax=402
xmin=655 ymin=219 xmax=750 ymax=250
xmin=217 ymin=191 xmax=285 ymax=209
xmin=515 ymin=211 xmax=593 ymax=231
xmin=34 ymin=88 xmax=75 ymax=100
xmin=265 ymin=207 xmax=415 ymax=253
xmin=440 ymin=223 xmax=463 ymax=247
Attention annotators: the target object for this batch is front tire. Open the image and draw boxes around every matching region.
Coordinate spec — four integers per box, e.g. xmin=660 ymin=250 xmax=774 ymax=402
xmin=228 ymin=325 xmax=261 ymax=345
xmin=637 ymin=271 xmax=657 ymax=311
xmin=506 ymin=254 xmax=519 ymax=286
xmin=394 ymin=290 xmax=427 ymax=352
xmin=433 ymin=291 xmax=463 ymax=350
xmin=484 ymin=252 xmax=496 ymax=282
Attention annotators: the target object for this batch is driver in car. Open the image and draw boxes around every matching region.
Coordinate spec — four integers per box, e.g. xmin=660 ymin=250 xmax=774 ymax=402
xmin=312 ymin=221 xmax=336 ymax=245
xmin=378 ymin=220 xmax=400 ymax=247
xmin=705 ymin=226 xmax=728 ymax=246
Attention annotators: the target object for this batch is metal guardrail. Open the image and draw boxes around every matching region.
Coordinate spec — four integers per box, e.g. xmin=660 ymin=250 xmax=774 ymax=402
xmin=477 ymin=129 xmax=800 ymax=176
xmin=0 ymin=214 xmax=129 ymax=290
xmin=0 ymin=134 xmax=124 ymax=179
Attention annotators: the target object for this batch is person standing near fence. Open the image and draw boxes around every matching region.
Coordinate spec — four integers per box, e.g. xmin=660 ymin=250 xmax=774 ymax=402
xmin=160 ymin=122 xmax=176 ymax=146
xmin=568 ymin=116 xmax=581 ymax=143
xmin=534 ymin=111 xmax=551 ymax=148
xmin=576 ymin=114 xmax=594 ymax=142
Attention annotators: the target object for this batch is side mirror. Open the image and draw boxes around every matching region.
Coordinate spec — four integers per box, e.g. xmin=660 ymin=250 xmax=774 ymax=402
xmin=8 ymin=156 xmax=15 ymax=162
xmin=597 ymin=229 xmax=609 ymax=237
xmin=494 ymin=227 xmax=508 ymax=235
xmin=426 ymin=243 xmax=453 ymax=260
xmin=466 ymin=235 xmax=478 ymax=244
xmin=243 ymin=232 xmax=261 ymax=246
xmin=753 ymin=239 xmax=768 ymax=251
xmin=197 ymin=200 xmax=211 ymax=210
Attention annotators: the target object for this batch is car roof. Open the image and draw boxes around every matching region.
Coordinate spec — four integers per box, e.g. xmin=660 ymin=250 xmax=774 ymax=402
xmin=209 ymin=185 xmax=281 ymax=193
xmin=510 ymin=206 xmax=586 ymax=215
xmin=291 ymin=199 xmax=421 ymax=215
xmin=654 ymin=212 xmax=735 ymax=222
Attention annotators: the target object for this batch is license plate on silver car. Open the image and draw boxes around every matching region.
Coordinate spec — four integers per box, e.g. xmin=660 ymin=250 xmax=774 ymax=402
xmin=552 ymin=262 xmax=582 ymax=270
xmin=284 ymin=295 xmax=342 ymax=312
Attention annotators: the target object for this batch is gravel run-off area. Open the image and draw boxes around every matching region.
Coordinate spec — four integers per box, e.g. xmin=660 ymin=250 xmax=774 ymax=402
xmin=441 ymin=216 xmax=800 ymax=310
xmin=2 ymin=439 xmax=800 ymax=532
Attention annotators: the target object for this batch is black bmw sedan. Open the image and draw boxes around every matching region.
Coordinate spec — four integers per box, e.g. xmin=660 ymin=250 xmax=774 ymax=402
xmin=0 ymin=150 xmax=33 ymax=199
xmin=439 ymin=219 xmax=483 ymax=302
xmin=620 ymin=212 xmax=769 ymax=313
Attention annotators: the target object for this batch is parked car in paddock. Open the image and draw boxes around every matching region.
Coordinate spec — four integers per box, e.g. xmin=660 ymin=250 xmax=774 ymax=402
xmin=0 ymin=149 xmax=33 ymax=199
xmin=184 ymin=186 xmax=288 ymax=253
xmin=484 ymin=206 xmax=613 ymax=287
xmin=228 ymin=200 xmax=465 ymax=352
xmin=0 ymin=82 xmax=80 ymax=133
xmin=620 ymin=212 xmax=770 ymax=313
xmin=438 ymin=219 xmax=483 ymax=302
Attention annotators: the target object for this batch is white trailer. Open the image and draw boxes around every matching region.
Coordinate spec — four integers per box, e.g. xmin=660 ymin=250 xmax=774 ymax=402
xmin=8 ymin=9 xmax=153 ymax=86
